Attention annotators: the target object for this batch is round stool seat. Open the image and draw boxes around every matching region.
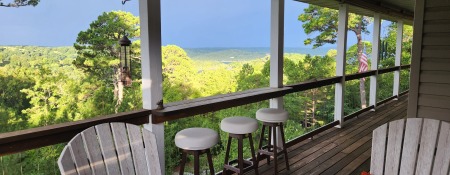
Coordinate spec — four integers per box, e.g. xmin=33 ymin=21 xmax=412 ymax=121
xmin=175 ymin=128 xmax=219 ymax=150
xmin=256 ymin=108 xmax=289 ymax=123
xmin=221 ymin=117 xmax=258 ymax=134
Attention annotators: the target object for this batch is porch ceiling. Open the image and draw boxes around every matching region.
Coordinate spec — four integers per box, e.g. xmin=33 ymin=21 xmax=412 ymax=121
xmin=294 ymin=0 xmax=414 ymax=25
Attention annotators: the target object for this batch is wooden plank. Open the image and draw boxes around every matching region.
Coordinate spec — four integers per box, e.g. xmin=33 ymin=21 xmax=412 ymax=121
xmin=95 ymin=124 xmax=121 ymax=175
xmin=142 ymin=128 xmax=162 ymax=175
xmin=151 ymin=87 xmax=291 ymax=123
xmin=432 ymin=121 xmax=450 ymax=175
xmin=421 ymin=58 xmax=450 ymax=71
xmin=335 ymin=148 xmax=371 ymax=175
xmin=371 ymin=123 xmax=387 ymax=175
xmin=384 ymin=119 xmax=405 ymax=175
xmin=415 ymin=119 xmax=440 ymax=175
xmin=399 ymin=118 xmax=423 ymax=175
xmin=425 ymin=0 xmax=450 ymax=8
xmin=312 ymin=136 xmax=372 ymax=175
xmin=126 ymin=124 xmax=148 ymax=175
xmin=422 ymin=46 xmax=450 ymax=58
xmin=422 ymin=34 xmax=450 ymax=46
xmin=418 ymin=106 xmax=450 ymax=122
xmin=81 ymin=127 xmax=107 ymax=175
xmin=424 ymin=6 xmax=450 ymax=20
xmin=418 ymin=94 xmax=450 ymax=109
xmin=419 ymin=70 xmax=450 ymax=84
xmin=110 ymin=123 xmax=135 ymax=175
xmin=407 ymin=0 xmax=425 ymax=118
xmin=419 ymin=82 xmax=450 ymax=97
xmin=68 ymin=134 xmax=91 ymax=175
xmin=58 ymin=146 xmax=78 ymax=175
xmin=0 ymin=109 xmax=150 ymax=156
xmin=423 ymin=21 xmax=450 ymax=33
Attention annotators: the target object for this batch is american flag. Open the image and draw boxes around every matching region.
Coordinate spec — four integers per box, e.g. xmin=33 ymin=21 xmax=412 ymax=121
xmin=358 ymin=50 xmax=368 ymax=80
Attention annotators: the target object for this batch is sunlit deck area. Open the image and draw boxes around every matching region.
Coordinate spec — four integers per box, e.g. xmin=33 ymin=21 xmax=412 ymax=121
xmin=249 ymin=95 xmax=408 ymax=175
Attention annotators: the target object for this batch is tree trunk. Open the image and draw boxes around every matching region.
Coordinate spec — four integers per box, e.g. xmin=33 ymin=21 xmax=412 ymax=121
xmin=356 ymin=21 xmax=367 ymax=109
xmin=114 ymin=69 xmax=124 ymax=113
xmin=311 ymin=89 xmax=316 ymax=127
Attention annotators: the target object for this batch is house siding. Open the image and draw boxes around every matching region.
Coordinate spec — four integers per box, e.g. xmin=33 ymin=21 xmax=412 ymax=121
xmin=409 ymin=0 xmax=450 ymax=121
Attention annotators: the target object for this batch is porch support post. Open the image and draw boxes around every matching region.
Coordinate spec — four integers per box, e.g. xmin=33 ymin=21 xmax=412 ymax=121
xmin=139 ymin=0 xmax=165 ymax=173
xmin=393 ymin=21 xmax=403 ymax=98
xmin=370 ymin=14 xmax=381 ymax=108
xmin=269 ymin=0 xmax=284 ymax=145
xmin=334 ymin=3 xmax=348 ymax=128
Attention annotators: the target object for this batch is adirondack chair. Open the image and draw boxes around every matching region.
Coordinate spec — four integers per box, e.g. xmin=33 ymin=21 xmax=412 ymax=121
xmin=371 ymin=118 xmax=450 ymax=175
xmin=58 ymin=122 xmax=162 ymax=175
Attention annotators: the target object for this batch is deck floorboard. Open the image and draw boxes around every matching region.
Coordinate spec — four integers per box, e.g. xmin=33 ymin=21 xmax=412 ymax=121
xmin=249 ymin=95 xmax=408 ymax=175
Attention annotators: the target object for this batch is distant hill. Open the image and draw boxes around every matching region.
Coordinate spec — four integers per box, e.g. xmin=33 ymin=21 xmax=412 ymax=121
xmin=185 ymin=47 xmax=332 ymax=61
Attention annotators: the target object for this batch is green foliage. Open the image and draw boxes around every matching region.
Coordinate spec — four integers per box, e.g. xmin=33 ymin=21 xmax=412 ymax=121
xmin=298 ymin=5 xmax=371 ymax=48
xmin=0 ymin=0 xmax=39 ymax=7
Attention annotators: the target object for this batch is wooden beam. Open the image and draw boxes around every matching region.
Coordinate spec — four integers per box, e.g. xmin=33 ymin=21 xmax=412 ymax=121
xmin=393 ymin=21 xmax=403 ymax=97
xmin=370 ymin=13 xmax=381 ymax=108
xmin=0 ymin=109 xmax=150 ymax=156
xmin=334 ymin=3 xmax=348 ymax=128
xmin=270 ymin=0 xmax=285 ymax=109
xmin=139 ymin=0 xmax=165 ymax=172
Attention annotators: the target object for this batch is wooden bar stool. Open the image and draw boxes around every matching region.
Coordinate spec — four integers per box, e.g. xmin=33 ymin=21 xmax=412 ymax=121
xmin=175 ymin=128 xmax=219 ymax=175
xmin=256 ymin=108 xmax=289 ymax=175
xmin=220 ymin=117 xmax=259 ymax=175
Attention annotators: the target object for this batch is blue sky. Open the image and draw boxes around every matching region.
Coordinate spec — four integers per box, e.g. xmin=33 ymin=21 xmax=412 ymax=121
xmin=0 ymin=0 xmax=383 ymax=48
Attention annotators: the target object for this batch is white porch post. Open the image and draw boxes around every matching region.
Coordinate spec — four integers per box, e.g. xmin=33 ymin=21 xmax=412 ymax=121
xmin=393 ymin=21 xmax=403 ymax=98
xmin=334 ymin=4 xmax=348 ymax=128
xmin=139 ymin=0 xmax=165 ymax=173
xmin=269 ymin=0 xmax=284 ymax=108
xmin=270 ymin=0 xmax=284 ymax=144
xmin=370 ymin=14 xmax=381 ymax=108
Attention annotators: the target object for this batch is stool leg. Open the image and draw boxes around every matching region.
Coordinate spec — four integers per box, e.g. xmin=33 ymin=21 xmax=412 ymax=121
xmin=280 ymin=123 xmax=290 ymax=170
xmin=194 ymin=151 xmax=200 ymax=175
xmin=238 ymin=137 xmax=244 ymax=174
xmin=273 ymin=126 xmax=278 ymax=175
xmin=257 ymin=125 xmax=266 ymax=163
xmin=223 ymin=136 xmax=232 ymax=175
xmin=206 ymin=149 xmax=215 ymax=175
xmin=267 ymin=126 xmax=272 ymax=165
xmin=248 ymin=133 xmax=259 ymax=175
xmin=179 ymin=151 xmax=187 ymax=175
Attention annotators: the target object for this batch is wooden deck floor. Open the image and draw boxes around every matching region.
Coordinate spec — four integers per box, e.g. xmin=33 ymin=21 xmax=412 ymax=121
xmin=251 ymin=95 xmax=408 ymax=175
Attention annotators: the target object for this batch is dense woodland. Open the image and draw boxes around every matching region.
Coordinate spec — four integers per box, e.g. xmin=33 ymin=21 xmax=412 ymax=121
xmin=0 ymin=8 xmax=412 ymax=175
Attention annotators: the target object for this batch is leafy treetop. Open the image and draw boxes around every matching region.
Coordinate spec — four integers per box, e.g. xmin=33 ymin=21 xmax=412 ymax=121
xmin=0 ymin=0 xmax=39 ymax=7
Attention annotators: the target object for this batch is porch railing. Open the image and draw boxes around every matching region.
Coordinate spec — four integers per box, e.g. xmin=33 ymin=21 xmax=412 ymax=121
xmin=0 ymin=64 xmax=410 ymax=156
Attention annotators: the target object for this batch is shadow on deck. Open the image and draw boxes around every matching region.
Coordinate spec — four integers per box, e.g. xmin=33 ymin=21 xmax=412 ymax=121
xmin=251 ymin=95 xmax=408 ymax=175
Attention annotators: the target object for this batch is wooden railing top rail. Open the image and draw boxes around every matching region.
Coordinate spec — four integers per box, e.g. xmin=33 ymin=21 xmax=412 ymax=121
xmin=0 ymin=64 xmax=410 ymax=156
xmin=0 ymin=109 xmax=151 ymax=156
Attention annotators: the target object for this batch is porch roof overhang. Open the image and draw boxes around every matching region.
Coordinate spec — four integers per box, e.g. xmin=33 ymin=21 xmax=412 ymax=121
xmin=294 ymin=0 xmax=414 ymax=25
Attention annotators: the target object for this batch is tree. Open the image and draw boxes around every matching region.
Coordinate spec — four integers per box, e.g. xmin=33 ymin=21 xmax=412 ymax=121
xmin=0 ymin=0 xmax=39 ymax=7
xmin=73 ymin=11 xmax=140 ymax=113
xmin=299 ymin=5 xmax=372 ymax=108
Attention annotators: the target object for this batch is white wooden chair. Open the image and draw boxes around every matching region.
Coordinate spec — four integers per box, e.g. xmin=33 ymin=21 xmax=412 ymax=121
xmin=371 ymin=118 xmax=450 ymax=175
xmin=58 ymin=123 xmax=162 ymax=175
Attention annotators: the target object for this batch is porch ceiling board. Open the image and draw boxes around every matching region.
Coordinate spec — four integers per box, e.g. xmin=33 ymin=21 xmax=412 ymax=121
xmin=293 ymin=0 xmax=414 ymax=24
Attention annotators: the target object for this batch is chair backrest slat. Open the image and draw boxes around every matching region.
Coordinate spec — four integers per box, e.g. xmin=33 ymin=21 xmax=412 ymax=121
xmin=81 ymin=127 xmax=107 ymax=175
xmin=371 ymin=124 xmax=387 ymax=175
xmin=69 ymin=134 xmax=92 ymax=175
xmin=384 ymin=120 xmax=405 ymax=175
xmin=96 ymin=123 xmax=121 ymax=175
xmin=399 ymin=118 xmax=422 ymax=175
xmin=127 ymin=123 xmax=149 ymax=175
xmin=143 ymin=127 xmax=162 ymax=175
xmin=58 ymin=122 xmax=161 ymax=175
xmin=415 ymin=119 xmax=440 ymax=175
xmin=110 ymin=123 xmax=136 ymax=175
xmin=371 ymin=118 xmax=450 ymax=175
xmin=432 ymin=121 xmax=450 ymax=175
xmin=58 ymin=146 xmax=78 ymax=175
